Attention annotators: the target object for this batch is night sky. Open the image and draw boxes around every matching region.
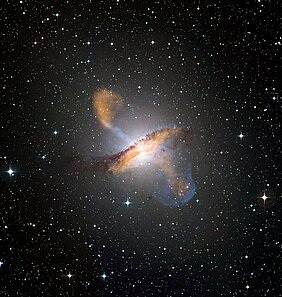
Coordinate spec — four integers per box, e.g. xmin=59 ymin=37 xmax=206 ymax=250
xmin=1 ymin=1 xmax=282 ymax=296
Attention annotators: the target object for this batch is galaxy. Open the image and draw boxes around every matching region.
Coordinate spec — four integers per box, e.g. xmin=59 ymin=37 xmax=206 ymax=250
xmin=90 ymin=88 xmax=195 ymax=206
xmin=1 ymin=1 xmax=281 ymax=296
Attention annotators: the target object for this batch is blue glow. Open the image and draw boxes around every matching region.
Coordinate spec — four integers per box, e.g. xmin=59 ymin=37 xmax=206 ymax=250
xmin=111 ymin=126 xmax=132 ymax=143
xmin=155 ymin=164 xmax=196 ymax=207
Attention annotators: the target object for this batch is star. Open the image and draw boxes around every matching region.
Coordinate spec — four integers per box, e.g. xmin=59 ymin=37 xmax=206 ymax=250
xmin=260 ymin=191 xmax=269 ymax=204
xmin=0 ymin=260 xmax=3 ymax=267
xmin=124 ymin=199 xmax=132 ymax=207
xmin=53 ymin=130 xmax=58 ymax=135
xmin=67 ymin=272 xmax=73 ymax=279
xmin=101 ymin=272 xmax=107 ymax=280
xmin=261 ymin=193 xmax=268 ymax=201
xmin=238 ymin=132 xmax=244 ymax=139
xmin=7 ymin=167 xmax=15 ymax=176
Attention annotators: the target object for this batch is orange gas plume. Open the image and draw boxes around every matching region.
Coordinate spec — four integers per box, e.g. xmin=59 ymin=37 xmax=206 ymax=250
xmin=110 ymin=127 xmax=181 ymax=173
xmin=92 ymin=89 xmax=124 ymax=128
xmin=158 ymin=153 xmax=189 ymax=197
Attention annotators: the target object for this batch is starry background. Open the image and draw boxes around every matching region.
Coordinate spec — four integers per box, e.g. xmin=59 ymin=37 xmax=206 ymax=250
xmin=1 ymin=0 xmax=281 ymax=296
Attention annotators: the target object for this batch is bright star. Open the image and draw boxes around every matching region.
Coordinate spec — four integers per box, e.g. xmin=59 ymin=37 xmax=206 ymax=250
xmin=7 ymin=168 xmax=15 ymax=176
xmin=67 ymin=272 xmax=72 ymax=279
xmin=53 ymin=130 xmax=58 ymax=135
xmin=238 ymin=132 xmax=244 ymax=139
xmin=0 ymin=260 xmax=3 ymax=267
xmin=261 ymin=193 xmax=268 ymax=201
xmin=260 ymin=191 xmax=269 ymax=204
xmin=124 ymin=199 xmax=131 ymax=206
xmin=101 ymin=272 xmax=107 ymax=280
